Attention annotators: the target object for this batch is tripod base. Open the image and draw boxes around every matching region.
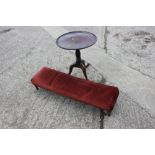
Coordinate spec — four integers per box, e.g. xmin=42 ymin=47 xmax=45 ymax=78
xmin=68 ymin=49 xmax=90 ymax=80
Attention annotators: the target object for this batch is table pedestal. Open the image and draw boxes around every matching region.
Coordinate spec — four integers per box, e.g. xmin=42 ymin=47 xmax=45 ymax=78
xmin=68 ymin=49 xmax=89 ymax=80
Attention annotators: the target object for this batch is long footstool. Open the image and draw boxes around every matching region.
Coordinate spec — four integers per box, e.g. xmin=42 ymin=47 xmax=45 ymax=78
xmin=31 ymin=67 xmax=119 ymax=116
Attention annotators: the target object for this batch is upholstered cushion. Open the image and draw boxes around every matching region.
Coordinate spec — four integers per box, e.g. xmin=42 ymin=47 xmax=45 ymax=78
xmin=31 ymin=67 xmax=119 ymax=111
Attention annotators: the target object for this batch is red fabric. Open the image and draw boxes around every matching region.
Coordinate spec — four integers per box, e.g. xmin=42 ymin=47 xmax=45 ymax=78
xmin=31 ymin=67 xmax=119 ymax=111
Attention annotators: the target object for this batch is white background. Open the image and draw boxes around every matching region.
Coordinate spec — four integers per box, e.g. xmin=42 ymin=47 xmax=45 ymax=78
xmin=0 ymin=0 xmax=155 ymax=155
xmin=0 ymin=130 xmax=154 ymax=155
xmin=0 ymin=0 xmax=155 ymax=25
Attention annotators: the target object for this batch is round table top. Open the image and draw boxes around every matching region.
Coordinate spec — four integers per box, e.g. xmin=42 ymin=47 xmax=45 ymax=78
xmin=56 ymin=31 xmax=97 ymax=50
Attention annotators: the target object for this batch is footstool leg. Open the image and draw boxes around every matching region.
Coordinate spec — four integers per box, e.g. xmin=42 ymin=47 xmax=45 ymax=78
xmin=34 ymin=85 xmax=39 ymax=90
xmin=107 ymin=111 xmax=111 ymax=116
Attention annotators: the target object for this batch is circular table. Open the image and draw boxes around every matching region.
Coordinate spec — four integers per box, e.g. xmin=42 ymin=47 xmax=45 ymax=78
xmin=56 ymin=31 xmax=97 ymax=80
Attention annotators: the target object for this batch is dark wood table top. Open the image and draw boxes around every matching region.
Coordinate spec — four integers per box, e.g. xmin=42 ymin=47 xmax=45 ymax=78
xmin=56 ymin=31 xmax=97 ymax=50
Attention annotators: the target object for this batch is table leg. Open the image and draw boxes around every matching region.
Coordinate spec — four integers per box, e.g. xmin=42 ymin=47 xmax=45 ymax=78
xmin=82 ymin=60 xmax=90 ymax=68
xmin=81 ymin=64 xmax=88 ymax=80
xmin=68 ymin=63 xmax=76 ymax=75
xmin=34 ymin=85 xmax=39 ymax=90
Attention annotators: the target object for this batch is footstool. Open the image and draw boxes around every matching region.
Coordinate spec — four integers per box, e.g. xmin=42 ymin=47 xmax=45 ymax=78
xmin=31 ymin=67 xmax=119 ymax=116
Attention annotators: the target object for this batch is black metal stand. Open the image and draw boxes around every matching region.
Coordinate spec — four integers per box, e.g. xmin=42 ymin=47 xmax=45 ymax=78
xmin=68 ymin=49 xmax=89 ymax=80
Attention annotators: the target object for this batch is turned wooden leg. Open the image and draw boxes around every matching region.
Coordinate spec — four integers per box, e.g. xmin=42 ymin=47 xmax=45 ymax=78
xmin=107 ymin=111 xmax=111 ymax=116
xmin=34 ymin=85 xmax=39 ymax=90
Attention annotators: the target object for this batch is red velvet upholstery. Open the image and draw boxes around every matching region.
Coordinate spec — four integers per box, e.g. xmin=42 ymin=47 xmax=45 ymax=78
xmin=31 ymin=67 xmax=119 ymax=112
